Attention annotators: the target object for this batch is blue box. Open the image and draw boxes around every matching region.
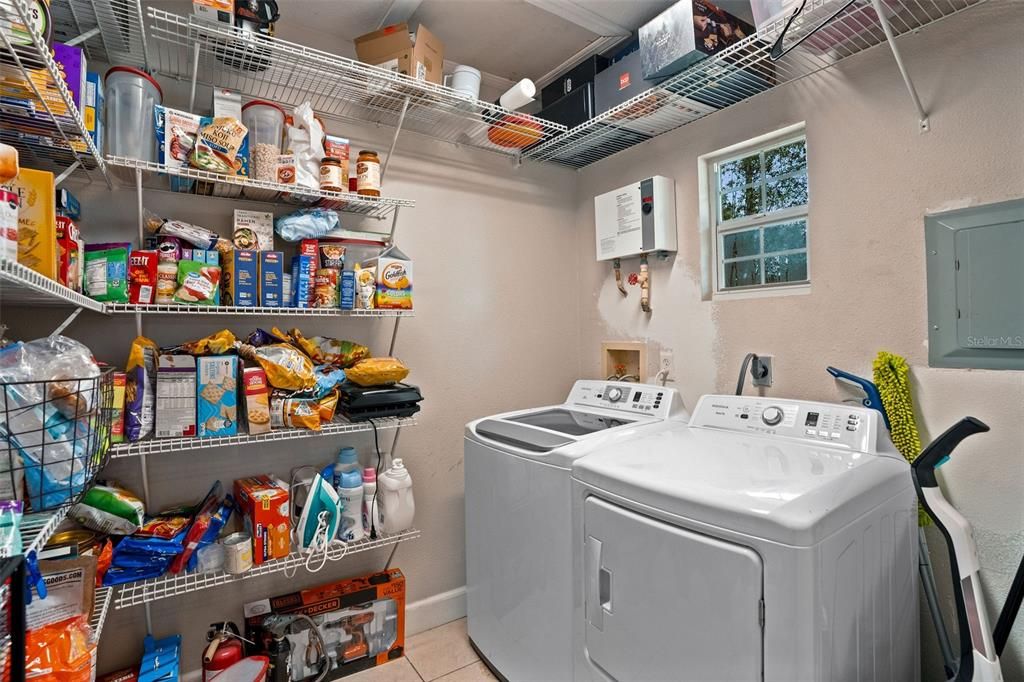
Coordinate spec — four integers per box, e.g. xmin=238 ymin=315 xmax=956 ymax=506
xmin=197 ymin=355 xmax=238 ymax=438
xmin=290 ymin=255 xmax=314 ymax=308
xmin=233 ymin=250 xmax=258 ymax=307
xmin=56 ymin=188 xmax=80 ymax=219
xmin=84 ymin=71 xmax=103 ymax=153
xmin=340 ymin=270 xmax=355 ymax=310
xmin=260 ymin=252 xmax=284 ymax=307
xmin=204 ymin=250 xmax=221 ymax=304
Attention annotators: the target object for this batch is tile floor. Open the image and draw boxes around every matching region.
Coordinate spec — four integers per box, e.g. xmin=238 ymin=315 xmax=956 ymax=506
xmin=350 ymin=619 xmax=497 ymax=682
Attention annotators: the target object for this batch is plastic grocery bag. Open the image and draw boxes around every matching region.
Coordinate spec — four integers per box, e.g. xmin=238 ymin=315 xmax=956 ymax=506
xmin=285 ymin=102 xmax=324 ymax=190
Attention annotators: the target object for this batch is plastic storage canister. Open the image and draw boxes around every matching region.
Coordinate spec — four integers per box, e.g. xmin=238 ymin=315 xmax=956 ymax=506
xmin=105 ymin=67 xmax=163 ymax=168
xmin=242 ymin=100 xmax=286 ymax=200
xmin=378 ymin=458 xmax=415 ymax=533
xmin=362 ymin=467 xmax=378 ymax=536
xmin=338 ymin=470 xmax=365 ymax=542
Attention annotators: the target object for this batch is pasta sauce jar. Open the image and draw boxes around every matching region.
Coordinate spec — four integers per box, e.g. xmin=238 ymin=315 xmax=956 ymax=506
xmin=319 ymin=156 xmax=344 ymax=192
xmin=356 ymin=150 xmax=381 ymax=197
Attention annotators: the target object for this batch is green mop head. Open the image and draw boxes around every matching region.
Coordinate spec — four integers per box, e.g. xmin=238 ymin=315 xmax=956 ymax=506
xmin=873 ymin=350 xmax=929 ymax=525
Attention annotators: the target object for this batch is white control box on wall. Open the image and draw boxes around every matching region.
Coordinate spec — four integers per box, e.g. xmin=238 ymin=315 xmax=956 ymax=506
xmin=594 ymin=175 xmax=677 ymax=261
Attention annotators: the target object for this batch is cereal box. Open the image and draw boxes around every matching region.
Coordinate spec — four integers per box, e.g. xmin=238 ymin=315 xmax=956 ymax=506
xmin=55 ymin=217 xmax=81 ymax=291
xmin=3 ymin=168 xmax=57 ymax=280
xmin=111 ymin=372 xmax=127 ymax=444
xmin=231 ymin=250 xmax=258 ymax=308
xmin=259 ymin=251 xmax=283 ymax=307
xmin=234 ymin=475 xmax=290 ymax=564
xmin=197 ymin=355 xmax=238 ymax=438
xmin=242 ymin=366 xmax=271 ymax=435
xmin=156 ymin=355 xmax=197 ymax=438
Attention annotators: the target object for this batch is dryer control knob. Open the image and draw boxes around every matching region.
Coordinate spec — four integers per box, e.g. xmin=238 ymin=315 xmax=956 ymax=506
xmin=607 ymin=387 xmax=623 ymax=402
xmin=762 ymin=406 xmax=783 ymax=426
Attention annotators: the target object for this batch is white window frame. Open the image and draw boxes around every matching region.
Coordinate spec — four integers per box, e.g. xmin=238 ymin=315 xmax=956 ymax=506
xmin=699 ymin=123 xmax=810 ymax=300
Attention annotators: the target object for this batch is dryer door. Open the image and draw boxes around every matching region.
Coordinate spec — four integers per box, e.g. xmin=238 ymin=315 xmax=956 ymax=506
xmin=583 ymin=496 xmax=763 ymax=681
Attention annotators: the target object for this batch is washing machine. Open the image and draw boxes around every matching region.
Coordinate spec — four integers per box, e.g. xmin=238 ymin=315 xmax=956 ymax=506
xmin=571 ymin=394 xmax=919 ymax=682
xmin=465 ymin=380 xmax=689 ymax=681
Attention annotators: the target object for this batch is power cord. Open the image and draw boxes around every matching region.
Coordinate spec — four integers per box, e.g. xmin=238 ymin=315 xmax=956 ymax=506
xmin=735 ymin=353 xmax=768 ymax=395
xmin=370 ymin=419 xmax=383 ymax=540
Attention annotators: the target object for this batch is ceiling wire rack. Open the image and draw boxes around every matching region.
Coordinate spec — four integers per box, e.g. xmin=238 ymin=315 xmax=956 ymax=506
xmin=0 ymin=0 xmax=112 ymax=185
xmin=104 ymin=303 xmax=413 ymax=316
xmin=110 ymin=416 xmax=416 ymax=459
xmin=0 ymin=258 xmax=106 ymax=312
xmin=523 ymin=0 xmax=986 ymax=168
xmin=113 ymin=528 xmax=421 ymax=609
xmin=143 ymin=6 xmax=566 ymax=162
xmin=105 ymin=156 xmax=415 ymax=219
xmin=50 ymin=0 xmax=148 ymax=69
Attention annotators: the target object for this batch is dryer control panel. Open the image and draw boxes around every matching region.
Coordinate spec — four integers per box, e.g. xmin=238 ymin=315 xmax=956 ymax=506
xmin=690 ymin=395 xmax=880 ymax=453
xmin=567 ymin=380 xmax=687 ymax=421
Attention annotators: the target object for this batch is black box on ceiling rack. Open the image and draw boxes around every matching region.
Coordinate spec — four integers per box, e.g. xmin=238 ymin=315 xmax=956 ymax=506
xmin=540 ymin=54 xmax=611 ymax=109
xmin=537 ymin=83 xmax=594 ymax=130
xmin=594 ymin=49 xmax=667 ymax=116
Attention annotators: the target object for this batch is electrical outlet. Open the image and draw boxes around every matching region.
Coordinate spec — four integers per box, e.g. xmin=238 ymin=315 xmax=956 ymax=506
xmin=660 ymin=349 xmax=674 ymax=379
xmin=753 ymin=355 xmax=773 ymax=387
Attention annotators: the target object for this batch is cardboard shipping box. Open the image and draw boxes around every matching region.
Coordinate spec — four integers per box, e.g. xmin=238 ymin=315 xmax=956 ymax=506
xmin=4 ymin=168 xmax=57 ymax=279
xmin=355 ymin=23 xmax=444 ymax=85
xmin=234 ymin=475 xmax=290 ymax=564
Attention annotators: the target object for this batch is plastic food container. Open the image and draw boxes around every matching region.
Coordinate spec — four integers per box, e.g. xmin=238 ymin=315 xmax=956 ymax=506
xmin=242 ymin=100 xmax=286 ymax=201
xmin=104 ymin=67 xmax=163 ymax=169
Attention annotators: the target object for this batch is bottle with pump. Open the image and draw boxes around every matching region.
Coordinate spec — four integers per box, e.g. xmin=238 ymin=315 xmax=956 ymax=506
xmin=378 ymin=459 xmax=415 ymax=534
xmin=362 ymin=467 xmax=378 ymax=537
xmin=333 ymin=447 xmax=359 ymax=489
xmin=338 ymin=470 xmax=365 ymax=542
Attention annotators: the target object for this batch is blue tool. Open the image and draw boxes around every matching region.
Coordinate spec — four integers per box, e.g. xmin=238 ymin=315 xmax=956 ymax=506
xmin=826 ymin=366 xmax=891 ymax=430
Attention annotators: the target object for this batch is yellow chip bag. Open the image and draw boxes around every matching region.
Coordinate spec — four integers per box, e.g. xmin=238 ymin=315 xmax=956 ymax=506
xmin=317 ymin=390 xmax=339 ymax=423
xmin=271 ymin=392 xmax=320 ymax=431
xmin=178 ymin=329 xmax=237 ymax=356
xmin=345 ymin=357 xmax=409 ymax=387
xmin=289 ymin=328 xmax=369 ymax=368
xmin=238 ymin=343 xmax=315 ymax=392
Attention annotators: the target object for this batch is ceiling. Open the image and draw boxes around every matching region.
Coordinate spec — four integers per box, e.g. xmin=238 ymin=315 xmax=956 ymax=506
xmin=277 ymin=0 xmax=758 ymax=87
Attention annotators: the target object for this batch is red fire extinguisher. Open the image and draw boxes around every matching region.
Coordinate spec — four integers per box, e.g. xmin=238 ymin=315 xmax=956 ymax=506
xmin=203 ymin=622 xmax=245 ymax=682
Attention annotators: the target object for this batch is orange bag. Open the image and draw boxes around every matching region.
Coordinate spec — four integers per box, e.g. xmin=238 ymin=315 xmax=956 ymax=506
xmin=26 ymin=615 xmax=95 ymax=682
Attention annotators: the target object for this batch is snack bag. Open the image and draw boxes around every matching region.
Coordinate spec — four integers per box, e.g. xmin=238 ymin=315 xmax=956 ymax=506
xmin=125 ymin=336 xmax=158 ymax=441
xmin=26 ymin=615 xmax=94 ymax=682
xmin=128 ymin=250 xmax=158 ymax=304
xmin=71 ymin=484 xmax=145 ymax=535
xmin=237 ymin=343 xmax=315 ymax=392
xmin=84 ymin=242 xmax=130 ymax=302
xmin=311 ymin=364 xmax=346 ymax=399
xmin=354 ymin=263 xmax=375 ymax=310
xmin=345 ymin=357 xmax=410 ymax=387
xmin=289 ymin=328 xmax=369 ymax=367
xmin=270 ymin=392 xmax=320 ymax=431
xmin=175 ymin=329 xmax=237 ymax=356
xmin=190 ymin=116 xmax=248 ymax=174
xmin=173 ymin=260 xmax=221 ymax=305
xmin=317 ymin=390 xmax=339 ymax=423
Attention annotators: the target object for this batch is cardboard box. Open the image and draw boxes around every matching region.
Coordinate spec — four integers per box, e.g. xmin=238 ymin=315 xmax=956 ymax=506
xmin=233 ymin=209 xmax=274 ymax=251
xmin=111 ymin=372 xmax=127 ymax=444
xmin=3 ymin=168 xmax=57 ymax=279
xmin=231 ymin=250 xmax=258 ymax=307
xmin=290 ymin=255 xmax=314 ymax=308
xmin=259 ymin=251 xmax=284 ymax=307
xmin=355 ymin=23 xmax=444 ymax=85
xmin=84 ymin=71 xmax=103 ymax=153
xmin=242 ymin=366 xmax=271 ymax=434
xmin=364 ymin=246 xmax=412 ymax=310
xmin=156 ymin=355 xmax=197 ymax=439
xmin=323 ymin=135 xmax=350 ymax=187
xmin=639 ymin=0 xmax=755 ymax=79
xmin=197 ymin=355 xmax=238 ymax=438
xmin=244 ymin=568 xmax=406 ymax=678
xmin=340 ymin=270 xmax=355 ymax=310
xmin=55 ymin=217 xmax=82 ymax=291
xmin=52 ymin=43 xmax=87 ymax=113
xmin=56 ymin=188 xmax=80 ymax=219
xmin=155 ymin=105 xmax=202 ymax=193
xmin=234 ymin=475 xmax=289 ymax=564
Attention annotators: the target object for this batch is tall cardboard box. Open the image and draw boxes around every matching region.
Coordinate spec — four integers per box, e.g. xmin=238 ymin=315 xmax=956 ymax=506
xmin=354 ymin=23 xmax=445 ymax=85
xmin=3 ymin=168 xmax=57 ymax=279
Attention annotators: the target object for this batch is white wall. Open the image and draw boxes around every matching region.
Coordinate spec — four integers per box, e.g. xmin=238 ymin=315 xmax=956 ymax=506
xmin=572 ymin=2 xmax=1024 ymax=678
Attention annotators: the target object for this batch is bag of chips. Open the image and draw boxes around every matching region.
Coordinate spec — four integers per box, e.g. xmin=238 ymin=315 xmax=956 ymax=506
xmin=289 ymin=328 xmax=369 ymax=367
xmin=84 ymin=243 xmax=130 ymax=303
xmin=270 ymin=392 xmax=320 ymax=431
xmin=174 ymin=329 xmax=237 ymax=356
xmin=237 ymin=343 xmax=315 ymax=392
xmin=173 ymin=260 xmax=220 ymax=305
xmin=345 ymin=357 xmax=409 ymax=387
xmin=125 ymin=337 xmax=158 ymax=441
xmin=71 ymin=483 xmax=145 ymax=535
xmin=26 ymin=615 xmax=94 ymax=682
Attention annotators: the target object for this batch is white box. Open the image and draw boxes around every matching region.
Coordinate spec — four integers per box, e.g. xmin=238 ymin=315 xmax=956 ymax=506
xmin=594 ymin=176 xmax=677 ymax=261
xmin=233 ymin=209 xmax=274 ymax=251
xmin=155 ymin=355 xmax=197 ymax=438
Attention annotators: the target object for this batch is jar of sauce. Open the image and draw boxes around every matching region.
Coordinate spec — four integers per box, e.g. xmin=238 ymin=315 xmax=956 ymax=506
xmin=319 ymin=156 xmax=344 ymax=192
xmin=356 ymin=150 xmax=381 ymax=197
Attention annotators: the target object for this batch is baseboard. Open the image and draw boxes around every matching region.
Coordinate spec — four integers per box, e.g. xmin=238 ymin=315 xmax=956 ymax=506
xmin=405 ymin=585 xmax=467 ymax=636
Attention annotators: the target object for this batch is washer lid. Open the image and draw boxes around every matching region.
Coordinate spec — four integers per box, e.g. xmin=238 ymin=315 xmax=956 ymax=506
xmin=573 ymin=426 xmax=912 ymax=546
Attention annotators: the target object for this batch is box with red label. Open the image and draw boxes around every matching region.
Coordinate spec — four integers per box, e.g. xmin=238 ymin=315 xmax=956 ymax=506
xmin=242 ymin=366 xmax=271 ymax=434
xmin=55 ymin=217 xmax=82 ymax=291
xmin=234 ymin=475 xmax=290 ymax=564
xmin=244 ymin=568 xmax=406 ymax=679
xmin=128 ymin=250 xmax=158 ymax=304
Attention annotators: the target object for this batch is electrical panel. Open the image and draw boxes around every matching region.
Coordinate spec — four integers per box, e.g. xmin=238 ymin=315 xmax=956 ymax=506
xmin=594 ymin=176 xmax=677 ymax=261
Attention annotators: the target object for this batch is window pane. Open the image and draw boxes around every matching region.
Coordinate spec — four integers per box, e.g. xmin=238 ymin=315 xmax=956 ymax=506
xmin=723 ymin=258 xmax=761 ymax=289
xmin=765 ymin=175 xmax=808 ymax=212
xmin=764 ymin=140 xmax=806 ymax=178
xmin=719 ymin=153 xmax=761 ymax=191
xmin=764 ymin=252 xmax=808 ymax=284
xmin=763 ymin=221 xmax=807 ymax=253
xmin=721 ymin=186 xmax=761 ymax=222
xmin=722 ymin=229 xmax=760 ymax=259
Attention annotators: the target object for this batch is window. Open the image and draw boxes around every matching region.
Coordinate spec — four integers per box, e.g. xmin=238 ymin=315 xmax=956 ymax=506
xmin=709 ymin=131 xmax=809 ymax=293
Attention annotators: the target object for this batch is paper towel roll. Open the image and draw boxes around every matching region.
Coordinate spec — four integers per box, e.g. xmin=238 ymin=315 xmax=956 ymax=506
xmin=498 ymin=79 xmax=536 ymax=111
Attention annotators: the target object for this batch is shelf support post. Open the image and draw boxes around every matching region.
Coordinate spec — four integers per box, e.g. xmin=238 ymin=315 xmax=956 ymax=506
xmin=51 ymin=307 xmax=83 ymax=337
xmin=381 ymin=97 xmax=410 ymax=181
xmin=63 ymin=26 xmax=101 ymax=47
xmin=188 ymin=41 xmax=201 ymax=114
xmin=55 ymin=161 xmax=82 ymax=187
xmin=387 ymin=206 xmax=401 ymax=244
xmin=870 ymin=0 xmax=929 ymax=132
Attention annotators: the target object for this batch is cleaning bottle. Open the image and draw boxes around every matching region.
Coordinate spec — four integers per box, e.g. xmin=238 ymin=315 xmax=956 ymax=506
xmin=362 ymin=467 xmax=378 ymax=537
xmin=337 ymin=469 xmax=365 ymax=542
xmin=378 ymin=459 xmax=415 ymax=534
xmin=332 ymin=447 xmax=359 ymax=489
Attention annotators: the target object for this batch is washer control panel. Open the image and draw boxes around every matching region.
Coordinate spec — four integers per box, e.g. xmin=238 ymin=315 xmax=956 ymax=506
xmin=567 ymin=380 xmax=685 ymax=420
xmin=690 ymin=394 xmax=878 ymax=452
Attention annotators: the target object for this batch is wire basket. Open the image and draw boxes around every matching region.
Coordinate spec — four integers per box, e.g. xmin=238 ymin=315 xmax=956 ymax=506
xmin=0 ymin=370 xmax=114 ymax=512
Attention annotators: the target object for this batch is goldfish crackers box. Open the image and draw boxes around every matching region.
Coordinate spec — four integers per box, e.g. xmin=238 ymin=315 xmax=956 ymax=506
xmin=234 ymin=475 xmax=290 ymax=564
xmin=364 ymin=247 xmax=412 ymax=310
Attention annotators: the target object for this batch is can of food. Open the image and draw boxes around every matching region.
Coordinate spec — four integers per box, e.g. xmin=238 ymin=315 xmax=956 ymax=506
xmin=314 ymin=267 xmax=340 ymax=307
xmin=45 ymin=529 xmax=99 ymax=556
xmin=0 ymin=189 xmax=18 ymax=262
xmin=222 ymin=531 xmax=253 ymax=574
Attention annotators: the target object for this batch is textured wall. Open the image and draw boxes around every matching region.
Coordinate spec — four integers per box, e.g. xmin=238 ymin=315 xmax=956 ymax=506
xmin=572 ymin=2 xmax=1024 ymax=678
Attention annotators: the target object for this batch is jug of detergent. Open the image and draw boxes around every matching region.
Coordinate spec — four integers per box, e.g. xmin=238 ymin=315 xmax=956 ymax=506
xmin=378 ymin=459 xmax=415 ymax=534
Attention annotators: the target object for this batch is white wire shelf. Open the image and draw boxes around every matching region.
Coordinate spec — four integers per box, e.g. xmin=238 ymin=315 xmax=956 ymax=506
xmin=524 ymin=0 xmax=986 ymax=168
xmin=51 ymin=0 xmax=148 ymax=69
xmin=104 ymin=302 xmax=413 ymax=317
xmin=113 ymin=528 xmax=421 ymax=609
xmin=144 ymin=7 xmax=566 ymax=160
xmin=0 ymin=258 xmax=106 ymax=312
xmin=106 ymin=156 xmax=415 ymax=219
xmin=110 ymin=416 xmax=416 ymax=458
xmin=90 ymin=586 xmax=113 ymax=642
xmin=0 ymin=0 xmax=111 ymax=184
xmin=0 ymin=507 xmax=69 ymax=559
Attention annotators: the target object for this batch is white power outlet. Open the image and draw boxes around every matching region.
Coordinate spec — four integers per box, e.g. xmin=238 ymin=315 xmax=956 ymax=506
xmin=660 ymin=349 xmax=674 ymax=379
